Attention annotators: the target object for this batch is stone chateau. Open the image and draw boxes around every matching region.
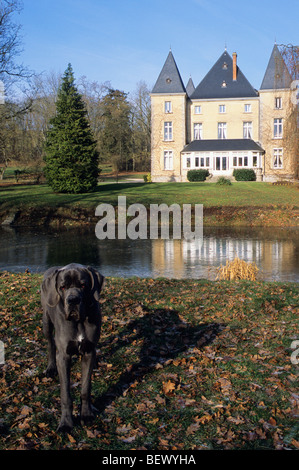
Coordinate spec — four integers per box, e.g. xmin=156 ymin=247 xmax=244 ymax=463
xmin=150 ymin=45 xmax=297 ymax=182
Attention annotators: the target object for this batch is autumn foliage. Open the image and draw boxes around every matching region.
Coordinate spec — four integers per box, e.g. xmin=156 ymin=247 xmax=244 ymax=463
xmin=0 ymin=272 xmax=298 ymax=450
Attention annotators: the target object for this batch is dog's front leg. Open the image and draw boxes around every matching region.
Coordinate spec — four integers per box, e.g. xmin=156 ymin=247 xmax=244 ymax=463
xmin=43 ymin=314 xmax=57 ymax=378
xmin=56 ymin=349 xmax=73 ymax=432
xmin=80 ymin=350 xmax=96 ymax=425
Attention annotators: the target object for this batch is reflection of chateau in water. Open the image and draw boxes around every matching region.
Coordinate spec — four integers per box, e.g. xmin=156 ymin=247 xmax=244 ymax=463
xmin=152 ymin=236 xmax=297 ymax=280
xmin=0 ymin=227 xmax=298 ymax=282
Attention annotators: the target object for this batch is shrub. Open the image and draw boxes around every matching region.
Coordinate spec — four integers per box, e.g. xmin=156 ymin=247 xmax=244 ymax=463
xmin=143 ymin=173 xmax=152 ymax=183
xmin=233 ymin=169 xmax=256 ymax=181
xmin=216 ymin=176 xmax=232 ymax=186
xmin=187 ymin=169 xmax=209 ymax=182
xmin=216 ymin=257 xmax=259 ymax=281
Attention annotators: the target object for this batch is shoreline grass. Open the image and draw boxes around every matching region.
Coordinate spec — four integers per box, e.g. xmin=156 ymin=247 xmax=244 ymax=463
xmin=0 ymin=273 xmax=298 ymax=450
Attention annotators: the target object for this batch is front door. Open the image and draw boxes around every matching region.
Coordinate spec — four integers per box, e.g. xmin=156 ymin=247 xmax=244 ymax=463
xmin=215 ymin=156 xmax=228 ymax=171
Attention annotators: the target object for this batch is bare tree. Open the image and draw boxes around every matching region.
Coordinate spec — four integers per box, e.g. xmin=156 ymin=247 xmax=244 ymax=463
xmin=278 ymin=44 xmax=299 ymax=179
xmin=130 ymin=81 xmax=151 ymax=171
xmin=78 ymin=76 xmax=111 ymax=153
xmin=0 ymin=0 xmax=32 ymax=90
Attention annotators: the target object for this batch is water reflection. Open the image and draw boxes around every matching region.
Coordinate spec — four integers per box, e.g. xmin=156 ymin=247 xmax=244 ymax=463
xmin=0 ymin=226 xmax=298 ymax=282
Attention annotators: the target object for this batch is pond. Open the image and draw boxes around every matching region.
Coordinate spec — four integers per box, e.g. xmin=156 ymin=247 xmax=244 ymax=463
xmin=0 ymin=226 xmax=298 ymax=282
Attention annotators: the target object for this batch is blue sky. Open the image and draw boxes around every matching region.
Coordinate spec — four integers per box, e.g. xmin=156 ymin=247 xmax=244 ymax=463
xmin=18 ymin=0 xmax=298 ymax=95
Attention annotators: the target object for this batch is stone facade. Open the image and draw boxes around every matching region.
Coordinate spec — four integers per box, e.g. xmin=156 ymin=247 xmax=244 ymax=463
xmin=151 ymin=45 xmax=296 ymax=182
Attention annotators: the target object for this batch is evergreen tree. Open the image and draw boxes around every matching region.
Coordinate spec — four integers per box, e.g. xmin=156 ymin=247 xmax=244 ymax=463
xmin=44 ymin=64 xmax=99 ymax=193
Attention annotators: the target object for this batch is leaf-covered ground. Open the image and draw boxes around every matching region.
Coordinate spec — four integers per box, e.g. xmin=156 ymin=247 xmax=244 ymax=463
xmin=0 ymin=272 xmax=298 ymax=450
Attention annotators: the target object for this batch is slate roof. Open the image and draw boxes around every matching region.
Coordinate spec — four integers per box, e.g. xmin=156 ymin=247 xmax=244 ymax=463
xmin=260 ymin=44 xmax=292 ymax=90
xmin=190 ymin=51 xmax=258 ymax=100
xmin=152 ymin=51 xmax=186 ymax=94
xmin=182 ymin=139 xmax=265 ymax=153
xmin=186 ymin=77 xmax=195 ymax=97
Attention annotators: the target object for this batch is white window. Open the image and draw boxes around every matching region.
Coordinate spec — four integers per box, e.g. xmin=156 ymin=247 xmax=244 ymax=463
xmin=200 ymin=156 xmax=210 ymax=167
xmin=165 ymin=101 xmax=172 ymax=113
xmin=219 ymin=105 xmax=226 ymax=113
xmin=233 ymin=154 xmax=249 ymax=167
xmin=183 ymin=154 xmax=191 ymax=169
xmin=194 ymin=155 xmax=209 ymax=167
xmin=164 ymin=150 xmax=173 ymax=170
xmin=218 ymin=122 xmax=227 ymax=139
xmin=275 ymin=97 xmax=282 ymax=109
xmin=193 ymin=123 xmax=203 ymax=140
xmin=243 ymin=121 xmax=252 ymax=139
xmin=194 ymin=106 xmax=201 ymax=114
xmin=164 ymin=122 xmax=173 ymax=141
xmin=274 ymin=118 xmax=283 ymax=138
xmin=252 ymin=153 xmax=259 ymax=167
xmin=273 ymin=148 xmax=283 ymax=168
xmin=244 ymin=104 xmax=252 ymax=113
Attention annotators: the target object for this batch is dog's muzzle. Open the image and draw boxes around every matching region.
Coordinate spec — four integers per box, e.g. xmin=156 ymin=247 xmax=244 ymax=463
xmin=65 ymin=294 xmax=82 ymax=321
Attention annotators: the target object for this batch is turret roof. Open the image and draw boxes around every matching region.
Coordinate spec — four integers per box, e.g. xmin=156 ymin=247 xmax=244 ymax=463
xmin=152 ymin=51 xmax=186 ymax=94
xmin=260 ymin=44 xmax=292 ymax=90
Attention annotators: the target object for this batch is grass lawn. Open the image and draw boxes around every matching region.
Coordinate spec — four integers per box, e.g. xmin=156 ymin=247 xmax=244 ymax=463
xmin=0 ymin=273 xmax=298 ymax=450
xmin=1 ymin=181 xmax=299 ymax=211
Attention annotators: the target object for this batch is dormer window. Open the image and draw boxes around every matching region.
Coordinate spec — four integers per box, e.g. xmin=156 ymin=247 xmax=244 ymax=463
xmin=166 ymin=78 xmax=172 ymax=84
xmin=221 ymin=81 xmax=227 ymax=88
xmin=222 ymin=62 xmax=228 ymax=70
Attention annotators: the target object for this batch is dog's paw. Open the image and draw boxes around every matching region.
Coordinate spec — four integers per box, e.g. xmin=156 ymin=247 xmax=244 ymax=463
xmin=57 ymin=415 xmax=74 ymax=433
xmin=80 ymin=404 xmax=97 ymax=426
xmin=45 ymin=364 xmax=58 ymax=378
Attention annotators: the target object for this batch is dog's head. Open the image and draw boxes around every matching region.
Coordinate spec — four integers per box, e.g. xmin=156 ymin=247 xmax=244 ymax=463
xmin=42 ymin=264 xmax=104 ymax=322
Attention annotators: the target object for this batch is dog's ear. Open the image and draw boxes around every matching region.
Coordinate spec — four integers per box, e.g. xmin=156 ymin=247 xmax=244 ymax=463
xmin=41 ymin=269 xmax=61 ymax=308
xmin=87 ymin=266 xmax=105 ymax=301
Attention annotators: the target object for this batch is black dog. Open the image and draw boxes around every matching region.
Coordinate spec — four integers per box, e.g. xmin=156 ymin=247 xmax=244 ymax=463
xmin=41 ymin=263 xmax=104 ymax=432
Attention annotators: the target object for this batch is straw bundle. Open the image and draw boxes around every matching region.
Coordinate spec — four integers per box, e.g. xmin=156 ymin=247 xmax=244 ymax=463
xmin=216 ymin=257 xmax=259 ymax=281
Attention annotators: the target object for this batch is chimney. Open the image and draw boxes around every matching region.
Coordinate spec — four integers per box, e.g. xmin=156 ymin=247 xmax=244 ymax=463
xmin=232 ymin=52 xmax=237 ymax=81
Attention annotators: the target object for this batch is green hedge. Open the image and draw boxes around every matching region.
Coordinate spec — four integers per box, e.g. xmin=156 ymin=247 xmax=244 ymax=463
xmin=233 ymin=169 xmax=256 ymax=181
xmin=187 ymin=169 xmax=210 ymax=182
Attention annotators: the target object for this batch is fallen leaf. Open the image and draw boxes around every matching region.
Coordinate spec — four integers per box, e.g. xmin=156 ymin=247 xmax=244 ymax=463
xmin=116 ymin=424 xmax=132 ymax=434
xmin=291 ymin=439 xmax=299 ymax=449
xmin=186 ymin=422 xmax=200 ymax=435
xmin=119 ymin=436 xmax=136 ymax=443
xmin=67 ymin=433 xmax=76 ymax=443
xmin=196 ymin=413 xmax=213 ymax=424
xmin=162 ymin=380 xmax=176 ymax=395
xmin=227 ymin=416 xmax=245 ymax=425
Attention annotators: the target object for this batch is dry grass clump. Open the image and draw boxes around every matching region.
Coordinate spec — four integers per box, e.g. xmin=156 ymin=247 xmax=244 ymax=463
xmin=216 ymin=257 xmax=259 ymax=281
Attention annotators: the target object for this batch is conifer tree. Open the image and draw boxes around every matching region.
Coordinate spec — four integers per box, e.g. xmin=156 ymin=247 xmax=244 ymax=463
xmin=44 ymin=64 xmax=99 ymax=193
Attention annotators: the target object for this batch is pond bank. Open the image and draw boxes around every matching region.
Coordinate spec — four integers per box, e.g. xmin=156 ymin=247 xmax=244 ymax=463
xmin=1 ymin=204 xmax=299 ymax=228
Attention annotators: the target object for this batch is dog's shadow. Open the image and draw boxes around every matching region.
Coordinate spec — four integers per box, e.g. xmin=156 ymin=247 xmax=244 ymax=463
xmin=94 ymin=307 xmax=225 ymax=413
